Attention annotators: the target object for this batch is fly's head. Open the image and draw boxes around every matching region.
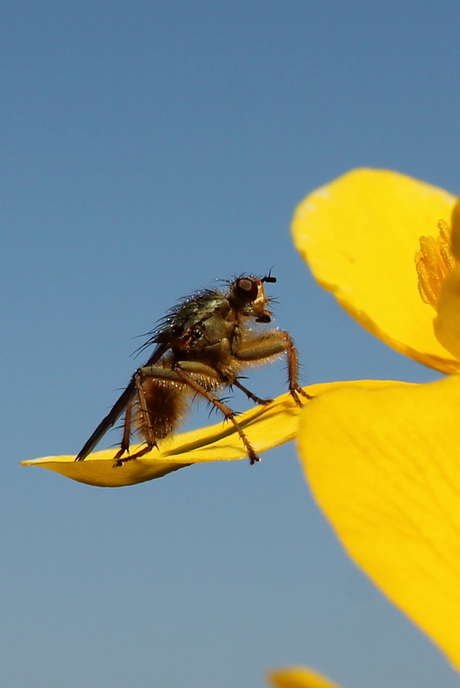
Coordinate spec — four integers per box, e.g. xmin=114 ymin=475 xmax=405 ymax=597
xmin=227 ymin=273 xmax=277 ymax=323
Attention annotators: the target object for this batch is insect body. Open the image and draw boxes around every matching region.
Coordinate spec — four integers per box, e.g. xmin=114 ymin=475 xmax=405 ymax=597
xmin=75 ymin=274 xmax=310 ymax=466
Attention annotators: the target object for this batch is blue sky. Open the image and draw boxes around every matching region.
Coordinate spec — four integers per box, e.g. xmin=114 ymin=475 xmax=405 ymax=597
xmin=2 ymin=2 xmax=460 ymax=687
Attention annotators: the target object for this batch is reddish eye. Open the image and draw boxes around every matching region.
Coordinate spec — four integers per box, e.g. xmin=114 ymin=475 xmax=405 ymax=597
xmin=236 ymin=278 xmax=259 ymax=300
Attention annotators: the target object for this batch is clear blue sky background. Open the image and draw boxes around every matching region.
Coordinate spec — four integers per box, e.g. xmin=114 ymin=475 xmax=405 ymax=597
xmin=2 ymin=2 xmax=460 ymax=687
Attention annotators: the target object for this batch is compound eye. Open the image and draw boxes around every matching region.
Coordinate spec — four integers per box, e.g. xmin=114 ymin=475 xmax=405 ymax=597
xmin=235 ymin=277 xmax=259 ymax=301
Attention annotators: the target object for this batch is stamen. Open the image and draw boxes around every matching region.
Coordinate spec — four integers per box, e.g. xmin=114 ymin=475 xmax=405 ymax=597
xmin=415 ymin=220 xmax=457 ymax=310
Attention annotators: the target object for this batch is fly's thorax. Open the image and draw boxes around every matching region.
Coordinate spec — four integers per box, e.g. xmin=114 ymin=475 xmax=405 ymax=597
xmin=169 ymin=305 xmax=237 ymax=362
xmin=200 ymin=302 xmax=236 ymax=345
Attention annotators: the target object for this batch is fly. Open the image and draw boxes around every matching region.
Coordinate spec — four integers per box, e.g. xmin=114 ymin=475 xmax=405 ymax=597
xmin=75 ymin=274 xmax=311 ymax=467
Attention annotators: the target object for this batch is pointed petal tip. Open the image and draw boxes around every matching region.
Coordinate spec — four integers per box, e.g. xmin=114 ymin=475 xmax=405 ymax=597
xmin=268 ymin=666 xmax=343 ymax=688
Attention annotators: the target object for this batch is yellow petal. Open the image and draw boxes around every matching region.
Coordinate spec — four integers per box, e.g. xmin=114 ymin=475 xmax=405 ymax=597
xmin=292 ymin=169 xmax=459 ymax=374
xmin=297 ymin=375 xmax=460 ymax=667
xmin=268 ymin=666 xmax=343 ymax=688
xmin=21 ymin=388 xmax=307 ymax=487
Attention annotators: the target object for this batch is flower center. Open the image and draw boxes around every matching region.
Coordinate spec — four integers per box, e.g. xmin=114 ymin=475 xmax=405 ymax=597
xmin=414 ymin=220 xmax=457 ymax=309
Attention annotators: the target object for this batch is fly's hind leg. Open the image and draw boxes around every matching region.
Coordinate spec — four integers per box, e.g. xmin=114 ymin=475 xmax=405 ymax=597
xmin=113 ymin=371 xmax=157 ymax=467
xmin=112 ymin=397 xmax=133 ymax=463
xmin=113 ymin=442 xmax=155 ymax=468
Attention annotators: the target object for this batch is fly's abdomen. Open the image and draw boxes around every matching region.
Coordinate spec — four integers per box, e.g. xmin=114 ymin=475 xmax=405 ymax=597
xmin=136 ymin=378 xmax=188 ymax=441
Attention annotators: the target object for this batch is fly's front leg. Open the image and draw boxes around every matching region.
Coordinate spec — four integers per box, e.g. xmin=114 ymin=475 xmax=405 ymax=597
xmin=282 ymin=332 xmax=313 ymax=405
xmin=234 ymin=332 xmax=313 ymax=406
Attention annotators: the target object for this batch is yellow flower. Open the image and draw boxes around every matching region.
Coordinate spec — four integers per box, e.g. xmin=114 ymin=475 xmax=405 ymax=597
xmin=292 ymin=169 xmax=460 ymax=668
xmin=21 ymin=390 xmax=304 ymax=487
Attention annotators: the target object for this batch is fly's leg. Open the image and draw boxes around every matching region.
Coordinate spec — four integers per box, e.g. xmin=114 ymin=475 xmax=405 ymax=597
xmin=113 ymin=442 xmax=155 ymax=467
xmin=283 ymin=333 xmax=313 ymax=405
xmin=234 ymin=332 xmax=313 ymax=406
xmin=171 ymin=365 xmax=261 ymax=465
xmin=232 ymin=378 xmax=273 ymax=405
xmin=113 ymin=371 xmax=157 ymax=467
xmin=113 ymin=398 xmax=133 ymax=462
